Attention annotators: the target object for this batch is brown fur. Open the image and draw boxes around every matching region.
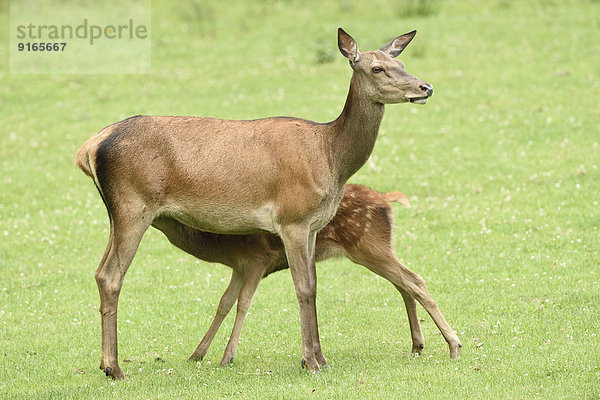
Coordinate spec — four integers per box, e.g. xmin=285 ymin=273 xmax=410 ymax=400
xmin=77 ymin=29 xmax=448 ymax=379
xmin=156 ymin=184 xmax=460 ymax=365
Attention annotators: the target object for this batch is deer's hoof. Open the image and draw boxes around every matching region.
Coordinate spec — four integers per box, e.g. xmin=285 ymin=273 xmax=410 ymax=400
xmin=103 ymin=366 xmax=124 ymax=380
xmin=301 ymin=358 xmax=321 ymax=372
xmin=450 ymin=342 xmax=462 ymax=359
xmin=412 ymin=343 xmax=425 ymax=354
xmin=316 ymin=354 xmax=328 ymax=368
xmin=188 ymin=346 xmax=208 ymax=362
xmin=219 ymin=356 xmax=234 ymax=367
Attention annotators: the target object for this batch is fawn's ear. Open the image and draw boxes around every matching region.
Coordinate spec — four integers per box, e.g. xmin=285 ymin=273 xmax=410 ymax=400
xmin=380 ymin=30 xmax=417 ymax=58
xmin=338 ymin=28 xmax=360 ymax=64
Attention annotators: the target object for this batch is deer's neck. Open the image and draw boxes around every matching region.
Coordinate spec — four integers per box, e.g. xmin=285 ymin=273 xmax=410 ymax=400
xmin=328 ymin=75 xmax=385 ymax=185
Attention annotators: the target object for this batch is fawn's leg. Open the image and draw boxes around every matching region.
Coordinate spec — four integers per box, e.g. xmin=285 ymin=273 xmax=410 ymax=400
xmin=189 ymin=271 xmax=244 ymax=361
xmin=220 ymin=269 xmax=263 ymax=366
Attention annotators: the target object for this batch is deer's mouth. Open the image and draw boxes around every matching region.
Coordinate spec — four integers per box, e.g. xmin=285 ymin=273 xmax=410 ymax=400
xmin=408 ymin=97 xmax=428 ymax=104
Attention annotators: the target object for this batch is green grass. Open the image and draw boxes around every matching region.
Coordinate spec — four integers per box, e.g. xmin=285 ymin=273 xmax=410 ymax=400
xmin=1 ymin=0 xmax=600 ymax=398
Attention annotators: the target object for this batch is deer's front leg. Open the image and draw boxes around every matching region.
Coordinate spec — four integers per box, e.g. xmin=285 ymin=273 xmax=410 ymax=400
xmin=280 ymin=225 xmax=322 ymax=371
xmin=307 ymin=242 xmax=327 ymax=368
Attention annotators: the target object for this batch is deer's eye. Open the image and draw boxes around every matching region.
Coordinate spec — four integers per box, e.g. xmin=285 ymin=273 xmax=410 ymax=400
xmin=372 ymin=66 xmax=383 ymax=73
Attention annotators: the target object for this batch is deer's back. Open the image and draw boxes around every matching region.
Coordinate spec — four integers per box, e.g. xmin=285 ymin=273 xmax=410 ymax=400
xmin=82 ymin=115 xmax=338 ymax=235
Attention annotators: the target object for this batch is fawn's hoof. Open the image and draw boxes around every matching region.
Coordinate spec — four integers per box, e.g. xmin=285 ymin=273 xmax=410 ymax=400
xmin=450 ymin=342 xmax=462 ymax=358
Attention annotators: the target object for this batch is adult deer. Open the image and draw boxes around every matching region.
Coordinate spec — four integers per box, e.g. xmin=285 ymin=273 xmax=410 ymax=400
xmin=152 ymin=184 xmax=461 ymax=366
xmin=77 ymin=28 xmax=436 ymax=379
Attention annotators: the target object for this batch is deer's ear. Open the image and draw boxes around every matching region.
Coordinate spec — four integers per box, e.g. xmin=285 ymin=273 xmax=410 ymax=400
xmin=338 ymin=28 xmax=360 ymax=63
xmin=380 ymin=30 xmax=416 ymax=58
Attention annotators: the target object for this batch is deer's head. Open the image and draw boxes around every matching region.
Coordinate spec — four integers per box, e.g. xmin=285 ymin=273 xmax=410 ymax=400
xmin=338 ymin=28 xmax=433 ymax=105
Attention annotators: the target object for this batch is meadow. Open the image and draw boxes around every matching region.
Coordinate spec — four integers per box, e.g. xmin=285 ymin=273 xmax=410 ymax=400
xmin=1 ymin=0 xmax=599 ymax=398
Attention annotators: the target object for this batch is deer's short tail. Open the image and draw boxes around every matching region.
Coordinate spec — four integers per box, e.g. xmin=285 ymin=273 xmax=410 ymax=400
xmin=75 ymin=141 xmax=107 ymax=203
xmin=75 ymin=143 xmax=94 ymax=178
xmin=383 ymin=191 xmax=411 ymax=208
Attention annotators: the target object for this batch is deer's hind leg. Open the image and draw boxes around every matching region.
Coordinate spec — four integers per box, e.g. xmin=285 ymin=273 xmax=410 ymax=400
xmin=95 ymin=198 xmax=154 ymax=380
xmin=349 ymin=249 xmax=461 ymax=359
xmin=397 ymin=287 xmax=425 ymax=354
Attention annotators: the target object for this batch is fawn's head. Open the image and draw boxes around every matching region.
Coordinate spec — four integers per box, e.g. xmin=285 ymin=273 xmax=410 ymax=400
xmin=338 ymin=28 xmax=433 ymax=105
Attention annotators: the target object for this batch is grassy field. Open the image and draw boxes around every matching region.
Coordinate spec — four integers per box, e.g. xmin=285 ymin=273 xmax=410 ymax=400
xmin=1 ymin=0 xmax=599 ymax=398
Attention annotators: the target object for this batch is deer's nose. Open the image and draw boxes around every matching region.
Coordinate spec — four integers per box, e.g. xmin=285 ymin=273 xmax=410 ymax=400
xmin=419 ymin=83 xmax=434 ymax=97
